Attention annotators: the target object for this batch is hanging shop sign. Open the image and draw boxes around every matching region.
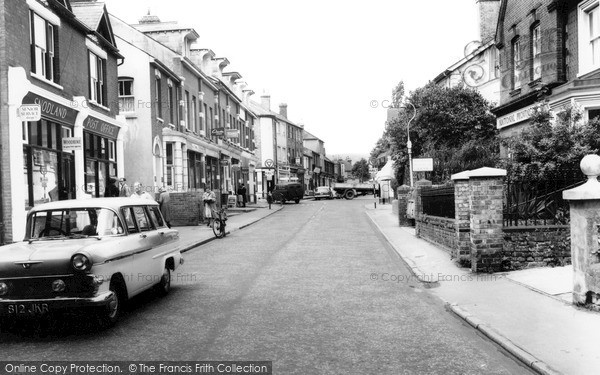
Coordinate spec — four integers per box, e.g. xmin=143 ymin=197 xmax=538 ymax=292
xmin=231 ymin=164 xmax=241 ymax=171
xmin=17 ymin=104 xmax=41 ymax=122
xmin=226 ymin=129 xmax=240 ymax=138
xmin=62 ymin=137 xmax=83 ymax=151
xmin=211 ymin=127 xmax=225 ymax=136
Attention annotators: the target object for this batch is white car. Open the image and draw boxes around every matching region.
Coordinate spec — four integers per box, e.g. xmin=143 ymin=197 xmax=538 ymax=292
xmin=314 ymin=186 xmax=334 ymax=200
xmin=0 ymin=198 xmax=182 ymax=327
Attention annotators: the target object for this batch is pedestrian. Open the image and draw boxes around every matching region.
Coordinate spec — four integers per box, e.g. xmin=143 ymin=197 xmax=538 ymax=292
xmin=237 ymin=184 xmax=247 ymax=207
xmin=130 ymin=181 xmax=154 ymax=200
xmin=157 ymin=187 xmax=172 ymax=228
xmin=202 ymin=189 xmax=217 ymax=226
xmin=105 ymin=177 xmax=120 ymax=197
xmin=118 ymin=178 xmax=131 ymax=197
xmin=267 ymin=191 xmax=273 ymax=210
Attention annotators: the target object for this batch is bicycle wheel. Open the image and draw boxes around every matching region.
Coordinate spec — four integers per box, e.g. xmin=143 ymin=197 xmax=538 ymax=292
xmin=212 ymin=219 xmax=226 ymax=238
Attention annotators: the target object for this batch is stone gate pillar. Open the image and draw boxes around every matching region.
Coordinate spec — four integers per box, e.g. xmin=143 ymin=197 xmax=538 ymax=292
xmin=563 ymin=155 xmax=600 ymax=306
xmin=468 ymin=167 xmax=506 ymax=273
xmin=397 ymin=185 xmax=412 ymax=226
xmin=451 ymin=171 xmax=471 ymax=262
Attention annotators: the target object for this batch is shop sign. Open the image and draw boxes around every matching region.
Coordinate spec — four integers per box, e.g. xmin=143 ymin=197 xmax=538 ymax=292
xmin=62 ymin=137 xmax=83 ymax=151
xmin=264 ymin=159 xmax=274 ymax=168
xmin=220 ymin=159 xmax=229 ymax=166
xmin=497 ymin=104 xmax=536 ymax=129
xmin=17 ymin=104 xmax=41 ymax=121
xmin=241 ymin=167 xmax=250 ymax=172
xmin=211 ymin=127 xmax=225 ymax=136
xmin=83 ymin=116 xmax=120 ymax=138
xmin=231 ymin=164 xmax=241 ymax=171
xmin=226 ymin=129 xmax=240 ymax=138
xmin=22 ymin=92 xmax=78 ymax=124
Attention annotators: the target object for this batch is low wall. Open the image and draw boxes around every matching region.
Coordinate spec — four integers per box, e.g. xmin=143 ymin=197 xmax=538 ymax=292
xmin=170 ymin=191 xmax=203 ymax=226
xmin=416 ymin=214 xmax=456 ymax=255
xmin=503 ymin=226 xmax=571 ymax=270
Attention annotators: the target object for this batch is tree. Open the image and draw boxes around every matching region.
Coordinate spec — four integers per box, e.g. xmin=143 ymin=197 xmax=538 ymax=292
xmin=351 ymin=158 xmax=371 ymax=182
xmin=384 ymin=83 xmax=499 ymax=183
xmin=500 ymin=105 xmax=600 ymax=179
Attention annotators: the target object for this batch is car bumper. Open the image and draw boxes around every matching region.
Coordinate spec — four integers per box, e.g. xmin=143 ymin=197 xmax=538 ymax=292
xmin=0 ymin=291 xmax=114 ymax=316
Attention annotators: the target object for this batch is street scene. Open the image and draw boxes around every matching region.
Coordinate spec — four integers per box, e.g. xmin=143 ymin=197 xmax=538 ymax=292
xmin=1 ymin=0 xmax=600 ymax=375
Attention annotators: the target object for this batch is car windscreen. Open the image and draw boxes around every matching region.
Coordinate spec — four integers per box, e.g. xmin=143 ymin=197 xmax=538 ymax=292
xmin=28 ymin=208 xmax=124 ymax=239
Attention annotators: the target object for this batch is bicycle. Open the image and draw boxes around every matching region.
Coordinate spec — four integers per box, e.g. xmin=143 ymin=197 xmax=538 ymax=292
xmin=212 ymin=207 xmax=228 ymax=238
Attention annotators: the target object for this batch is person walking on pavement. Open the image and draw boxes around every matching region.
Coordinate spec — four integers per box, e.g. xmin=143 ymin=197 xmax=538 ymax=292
xmin=157 ymin=187 xmax=172 ymax=228
xmin=130 ymin=181 xmax=154 ymax=200
xmin=267 ymin=190 xmax=273 ymax=210
xmin=202 ymin=189 xmax=217 ymax=226
xmin=237 ymin=184 xmax=247 ymax=207
xmin=118 ymin=178 xmax=131 ymax=197
xmin=105 ymin=178 xmax=120 ymax=197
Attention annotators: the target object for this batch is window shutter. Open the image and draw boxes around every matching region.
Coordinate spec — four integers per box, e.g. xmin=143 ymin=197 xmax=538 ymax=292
xmin=52 ymin=25 xmax=59 ymax=83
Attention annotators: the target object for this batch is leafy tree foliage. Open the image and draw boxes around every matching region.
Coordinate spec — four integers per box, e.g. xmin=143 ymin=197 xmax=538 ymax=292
xmin=500 ymin=105 xmax=600 ymax=179
xmin=374 ymin=82 xmax=499 ymax=183
xmin=351 ymin=158 xmax=371 ymax=182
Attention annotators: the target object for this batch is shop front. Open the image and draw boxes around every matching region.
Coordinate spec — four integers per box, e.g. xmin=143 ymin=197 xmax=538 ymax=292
xmin=82 ymin=115 xmax=120 ymax=198
xmin=22 ymin=92 xmax=79 ymax=209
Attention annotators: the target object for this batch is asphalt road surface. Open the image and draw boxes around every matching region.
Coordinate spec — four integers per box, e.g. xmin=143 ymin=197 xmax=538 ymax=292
xmin=1 ymin=197 xmax=534 ymax=375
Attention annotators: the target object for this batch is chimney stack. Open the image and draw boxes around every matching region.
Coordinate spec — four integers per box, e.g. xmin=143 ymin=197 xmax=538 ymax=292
xmin=477 ymin=0 xmax=501 ymax=43
xmin=279 ymin=103 xmax=288 ymax=119
xmin=260 ymin=95 xmax=271 ymax=111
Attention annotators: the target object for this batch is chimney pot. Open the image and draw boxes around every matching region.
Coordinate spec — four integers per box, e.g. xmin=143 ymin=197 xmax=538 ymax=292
xmin=260 ymin=95 xmax=271 ymax=111
xmin=279 ymin=103 xmax=288 ymax=118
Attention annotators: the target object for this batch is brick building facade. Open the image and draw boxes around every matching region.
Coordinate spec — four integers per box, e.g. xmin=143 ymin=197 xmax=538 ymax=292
xmin=0 ymin=0 xmax=126 ymax=243
xmin=492 ymin=0 xmax=582 ymax=147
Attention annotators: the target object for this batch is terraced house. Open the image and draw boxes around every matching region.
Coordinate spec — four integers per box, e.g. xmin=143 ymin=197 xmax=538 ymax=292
xmin=0 ymin=0 xmax=125 ymax=243
xmin=110 ymin=12 xmax=258 ymax=205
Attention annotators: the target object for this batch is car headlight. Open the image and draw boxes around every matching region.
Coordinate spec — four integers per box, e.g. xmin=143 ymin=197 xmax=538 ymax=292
xmin=71 ymin=253 xmax=92 ymax=272
xmin=0 ymin=282 xmax=8 ymax=296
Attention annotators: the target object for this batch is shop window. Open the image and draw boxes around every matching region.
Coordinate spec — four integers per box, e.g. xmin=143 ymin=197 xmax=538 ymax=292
xmin=30 ymin=11 xmax=58 ymax=83
xmin=118 ymin=78 xmax=134 ymax=112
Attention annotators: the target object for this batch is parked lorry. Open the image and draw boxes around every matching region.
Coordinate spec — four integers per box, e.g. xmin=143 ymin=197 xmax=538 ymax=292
xmin=332 ymin=182 xmax=375 ymax=200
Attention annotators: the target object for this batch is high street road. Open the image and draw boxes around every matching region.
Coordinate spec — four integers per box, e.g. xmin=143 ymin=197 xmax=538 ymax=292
xmin=1 ymin=198 xmax=533 ymax=375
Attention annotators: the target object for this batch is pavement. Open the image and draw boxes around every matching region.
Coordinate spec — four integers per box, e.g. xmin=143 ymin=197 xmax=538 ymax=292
xmin=365 ymin=202 xmax=600 ymax=375
xmin=173 ymin=199 xmax=284 ymax=253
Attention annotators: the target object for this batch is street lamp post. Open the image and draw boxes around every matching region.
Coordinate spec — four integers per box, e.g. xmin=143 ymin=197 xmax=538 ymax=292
xmin=402 ymin=102 xmax=417 ymax=187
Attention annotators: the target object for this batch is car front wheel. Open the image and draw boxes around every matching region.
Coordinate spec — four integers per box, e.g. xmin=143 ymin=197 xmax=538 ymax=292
xmin=99 ymin=278 xmax=125 ymax=327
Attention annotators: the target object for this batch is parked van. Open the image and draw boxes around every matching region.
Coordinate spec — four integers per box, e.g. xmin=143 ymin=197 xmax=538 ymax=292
xmin=271 ymin=183 xmax=303 ymax=204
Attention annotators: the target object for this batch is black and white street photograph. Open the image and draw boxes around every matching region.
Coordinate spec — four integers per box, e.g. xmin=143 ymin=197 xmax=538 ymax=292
xmin=0 ymin=1 xmax=599 ymax=374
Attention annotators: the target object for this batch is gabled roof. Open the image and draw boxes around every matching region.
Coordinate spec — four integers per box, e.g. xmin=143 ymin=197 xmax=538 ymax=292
xmin=303 ymin=129 xmax=322 ymax=142
xmin=71 ymin=1 xmax=117 ymax=49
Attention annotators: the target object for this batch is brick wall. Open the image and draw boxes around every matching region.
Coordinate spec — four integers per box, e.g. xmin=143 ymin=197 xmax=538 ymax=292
xmin=454 ymin=179 xmax=470 ymax=261
xmin=417 ymin=215 xmax=456 ymax=255
xmin=169 ymin=191 xmax=202 ymax=226
xmin=497 ymin=0 xmax=573 ymax=102
xmin=503 ymin=226 xmax=571 ymax=269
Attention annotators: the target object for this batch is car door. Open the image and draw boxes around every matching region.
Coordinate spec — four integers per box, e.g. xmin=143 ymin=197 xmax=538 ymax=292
xmin=146 ymin=205 xmax=179 ymax=273
xmin=121 ymin=206 xmax=161 ymax=294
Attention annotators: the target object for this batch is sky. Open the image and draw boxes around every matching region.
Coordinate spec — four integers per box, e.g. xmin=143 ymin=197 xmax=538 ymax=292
xmin=102 ymin=0 xmax=480 ymax=159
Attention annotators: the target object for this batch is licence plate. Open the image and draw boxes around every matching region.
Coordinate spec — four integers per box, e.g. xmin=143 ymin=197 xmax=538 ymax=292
xmin=7 ymin=303 xmax=49 ymax=315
